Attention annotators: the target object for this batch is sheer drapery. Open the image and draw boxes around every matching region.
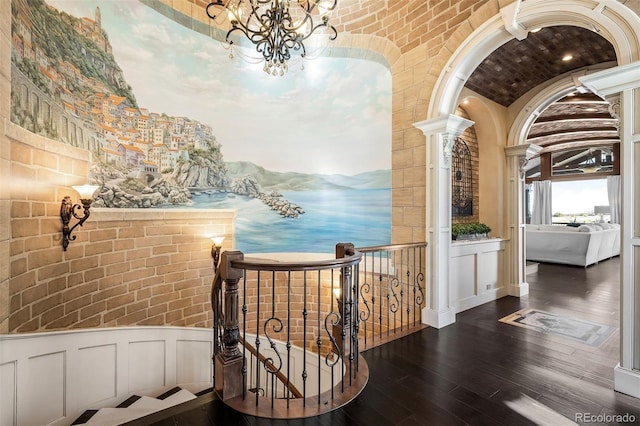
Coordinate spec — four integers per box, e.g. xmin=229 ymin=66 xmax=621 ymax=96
xmin=607 ymin=175 xmax=621 ymax=224
xmin=531 ymin=180 xmax=552 ymax=224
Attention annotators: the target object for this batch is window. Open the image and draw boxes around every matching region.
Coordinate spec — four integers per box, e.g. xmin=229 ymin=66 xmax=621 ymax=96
xmin=551 ymin=179 xmax=609 ymax=223
xmin=451 ymin=137 xmax=473 ymax=216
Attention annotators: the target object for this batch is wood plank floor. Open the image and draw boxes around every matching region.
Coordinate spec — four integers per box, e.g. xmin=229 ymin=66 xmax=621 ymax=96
xmin=127 ymin=257 xmax=640 ymax=425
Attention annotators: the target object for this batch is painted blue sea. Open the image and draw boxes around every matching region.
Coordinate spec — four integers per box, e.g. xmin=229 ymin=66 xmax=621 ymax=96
xmin=177 ymin=189 xmax=391 ymax=253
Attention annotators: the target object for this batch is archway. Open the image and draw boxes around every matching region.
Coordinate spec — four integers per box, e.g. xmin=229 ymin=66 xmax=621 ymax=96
xmin=416 ymin=0 xmax=640 ymax=398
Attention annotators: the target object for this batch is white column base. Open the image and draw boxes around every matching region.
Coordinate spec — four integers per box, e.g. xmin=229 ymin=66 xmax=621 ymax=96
xmin=508 ymin=281 xmax=529 ymax=297
xmin=614 ymin=364 xmax=640 ymax=399
xmin=422 ymin=307 xmax=456 ymax=329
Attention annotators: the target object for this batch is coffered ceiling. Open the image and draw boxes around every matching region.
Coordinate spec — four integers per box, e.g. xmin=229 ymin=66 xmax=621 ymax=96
xmin=465 ymin=25 xmax=619 ymax=160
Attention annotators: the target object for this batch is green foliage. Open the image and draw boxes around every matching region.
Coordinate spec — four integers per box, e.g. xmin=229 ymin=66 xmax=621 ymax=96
xmin=451 ymin=222 xmax=491 ymax=238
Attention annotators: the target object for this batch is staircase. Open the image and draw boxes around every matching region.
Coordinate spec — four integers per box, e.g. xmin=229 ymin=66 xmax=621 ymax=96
xmin=71 ymin=387 xmax=208 ymax=425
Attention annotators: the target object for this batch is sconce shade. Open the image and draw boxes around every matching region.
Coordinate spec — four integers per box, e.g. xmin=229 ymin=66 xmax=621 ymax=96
xmin=211 ymin=236 xmax=225 ymax=247
xmin=333 ymin=287 xmax=341 ymax=300
xmin=73 ymin=184 xmax=99 ymax=200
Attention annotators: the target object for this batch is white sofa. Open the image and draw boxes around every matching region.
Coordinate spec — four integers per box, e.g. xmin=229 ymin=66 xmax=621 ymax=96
xmin=526 ymin=223 xmax=620 ymax=267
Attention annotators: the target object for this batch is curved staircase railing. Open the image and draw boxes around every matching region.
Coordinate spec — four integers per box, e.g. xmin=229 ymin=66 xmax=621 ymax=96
xmin=212 ymin=243 xmax=367 ymax=419
xmin=211 ymin=242 xmax=427 ymax=419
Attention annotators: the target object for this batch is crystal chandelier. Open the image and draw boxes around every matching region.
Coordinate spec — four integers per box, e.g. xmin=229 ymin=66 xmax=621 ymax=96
xmin=206 ymin=0 xmax=338 ymax=76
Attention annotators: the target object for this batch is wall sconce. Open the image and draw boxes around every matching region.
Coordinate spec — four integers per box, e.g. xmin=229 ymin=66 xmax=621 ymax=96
xmin=60 ymin=184 xmax=99 ymax=251
xmin=211 ymin=236 xmax=225 ymax=273
xmin=333 ymin=287 xmax=343 ymax=319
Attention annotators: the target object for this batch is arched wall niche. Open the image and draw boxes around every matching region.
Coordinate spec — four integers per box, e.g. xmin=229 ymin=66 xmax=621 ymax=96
xmin=456 ymin=89 xmax=508 ymax=237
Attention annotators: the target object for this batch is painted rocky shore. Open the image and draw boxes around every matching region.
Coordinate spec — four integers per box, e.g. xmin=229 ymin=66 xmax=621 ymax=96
xmin=91 ymin=145 xmax=305 ymax=218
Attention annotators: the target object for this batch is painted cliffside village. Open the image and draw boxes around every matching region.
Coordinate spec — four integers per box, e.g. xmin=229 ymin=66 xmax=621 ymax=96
xmin=11 ymin=3 xmax=214 ymax=176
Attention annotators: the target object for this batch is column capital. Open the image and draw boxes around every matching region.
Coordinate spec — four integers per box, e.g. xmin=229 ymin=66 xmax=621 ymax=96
xmin=504 ymin=143 xmax=542 ymax=159
xmin=605 ymin=93 xmax=621 ymax=123
xmin=505 ymin=143 xmax=542 ymax=178
xmin=413 ymin=114 xmax=474 ymax=140
xmin=414 ymin=114 xmax=474 ymax=166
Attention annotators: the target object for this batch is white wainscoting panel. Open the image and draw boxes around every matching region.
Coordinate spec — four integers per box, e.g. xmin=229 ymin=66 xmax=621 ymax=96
xmin=451 ymin=254 xmax=476 ymax=303
xmin=0 ymin=327 xmax=212 ymax=426
xmin=0 ymin=361 xmax=17 ymax=426
xmin=77 ymin=344 xmax=117 ymax=408
xmin=450 ymin=238 xmax=507 ymax=313
xmin=27 ymin=352 xmax=66 ymax=426
xmin=129 ymin=341 xmax=166 ymax=393
xmin=176 ymin=340 xmax=212 ymax=385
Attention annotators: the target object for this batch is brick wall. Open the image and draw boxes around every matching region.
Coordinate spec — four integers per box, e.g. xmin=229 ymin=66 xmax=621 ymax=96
xmin=0 ymin=0 xmax=10 ymax=333
xmin=1 ymin=0 xmax=517 ymax=333
xmin=5 ymin=122 xmax=235 ymax=333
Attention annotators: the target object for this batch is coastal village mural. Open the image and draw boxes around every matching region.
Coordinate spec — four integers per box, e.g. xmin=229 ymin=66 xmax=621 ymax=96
xmin=10 ymin=0 xmax=392 ymax=252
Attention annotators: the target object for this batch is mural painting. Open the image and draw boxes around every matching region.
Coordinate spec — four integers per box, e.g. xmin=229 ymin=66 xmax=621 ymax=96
xmin=10 ymin=0 xmax=392 ymax=253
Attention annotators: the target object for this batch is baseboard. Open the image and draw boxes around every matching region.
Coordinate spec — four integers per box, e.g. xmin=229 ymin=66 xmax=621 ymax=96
xmin=422 ymin=307 xmax=456 ymax=329
xmin=509 ymin=281 xmax=529 ymax=297
xmin=614 ymin=364 xmax=640 ymax=399
xmin=525 ymin=261 xmax=538 ymax=275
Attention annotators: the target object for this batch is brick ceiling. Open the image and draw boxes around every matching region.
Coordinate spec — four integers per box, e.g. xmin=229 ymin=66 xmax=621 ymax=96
xmin=465 ymin=25 xmax=619 ymax=154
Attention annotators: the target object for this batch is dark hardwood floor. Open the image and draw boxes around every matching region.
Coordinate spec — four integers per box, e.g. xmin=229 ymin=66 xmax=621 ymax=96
xmin=127 ymin=257 xmax=640 ymax=425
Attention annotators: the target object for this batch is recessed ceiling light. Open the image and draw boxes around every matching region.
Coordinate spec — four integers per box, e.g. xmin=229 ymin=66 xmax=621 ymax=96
xmin=562 ymin=54 xmax=573 ymax=62
xmin=585 ymin=107 xmax=598 ymax=112
xmin=463 ymin=99 xmax=469 ymax=105
xmin=530 ymin=28 xmax=542 ymax=33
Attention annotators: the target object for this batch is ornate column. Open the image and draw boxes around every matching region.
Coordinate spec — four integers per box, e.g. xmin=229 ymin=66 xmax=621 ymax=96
xmin=581 ymin=62 xmax=640 ymax=399
xmin=414 ymin=114 xmax=473 ymax=328
xmin=504 ymin=143 xmax=542 ymax=297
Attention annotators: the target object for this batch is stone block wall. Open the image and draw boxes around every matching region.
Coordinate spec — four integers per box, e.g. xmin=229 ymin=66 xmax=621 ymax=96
xmin=1 ymin=0 xmax=514 ymax=334
xmin=5 ymin=122 xmax=235 ymax=333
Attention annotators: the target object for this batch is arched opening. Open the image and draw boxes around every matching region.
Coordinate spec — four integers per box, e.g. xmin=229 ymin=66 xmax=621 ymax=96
xmin=421 ymin=0 xmax=640 ymax=398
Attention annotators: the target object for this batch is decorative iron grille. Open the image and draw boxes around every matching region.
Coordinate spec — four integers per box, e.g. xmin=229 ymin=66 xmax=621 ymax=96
xmin=452 ymin=137 xmax=473 ymax=216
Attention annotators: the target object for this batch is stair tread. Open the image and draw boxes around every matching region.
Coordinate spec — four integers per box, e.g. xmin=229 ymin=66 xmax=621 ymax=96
xmin=128 ymin=390 xmax=196 ymax=411
xmin=116 ymin=395 xmax=141 ymax=408
xmin=156 ymin=386 xmax=182 ymax=400
xmin=74 ymin=389 xmax=197 ymax=425
xmin=71 ymin=409 xmax=99 ymax=425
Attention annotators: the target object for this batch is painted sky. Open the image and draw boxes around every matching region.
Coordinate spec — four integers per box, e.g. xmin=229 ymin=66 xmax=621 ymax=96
xmin=46 ymin=0 xmax=391 ymax=175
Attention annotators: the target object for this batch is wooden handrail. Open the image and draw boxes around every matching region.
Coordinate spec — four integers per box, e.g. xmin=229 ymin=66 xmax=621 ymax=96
xmin=231 ymin=250 xmax=362 ymax=272
xmin=356 ymin=241 xmax=428 ymax=253
xmin=213 ymin=266 xmax=303 ymax=399
xmin=238 ymin=336 xmax=304 ymax=399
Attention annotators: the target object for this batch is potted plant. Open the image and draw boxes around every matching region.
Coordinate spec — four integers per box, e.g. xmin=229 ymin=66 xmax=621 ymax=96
xmin=452 ymin=222 xmax=491 ymax=240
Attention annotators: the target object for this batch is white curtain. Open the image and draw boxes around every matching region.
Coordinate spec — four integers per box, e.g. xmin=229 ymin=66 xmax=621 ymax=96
xmin=531 ymin=180 xmax=552 ymax=224
xmin=607 ymin=175 xmax=621 ymax=224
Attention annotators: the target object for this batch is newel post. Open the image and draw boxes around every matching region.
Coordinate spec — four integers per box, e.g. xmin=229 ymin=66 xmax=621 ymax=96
xmin=215 ymin=250 xmax=245 ymax=400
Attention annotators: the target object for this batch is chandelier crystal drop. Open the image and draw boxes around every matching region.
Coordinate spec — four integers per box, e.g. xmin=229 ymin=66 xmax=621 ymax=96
xmin=206 ymin=0 xmax=338 ymax=76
